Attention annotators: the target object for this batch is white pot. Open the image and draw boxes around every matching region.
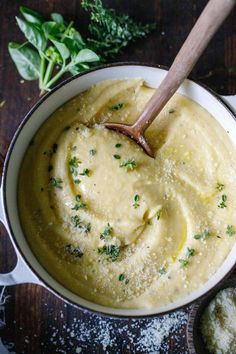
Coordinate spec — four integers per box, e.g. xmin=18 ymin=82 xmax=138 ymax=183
xmin=0 ymin=64 xmax=236 ymax=317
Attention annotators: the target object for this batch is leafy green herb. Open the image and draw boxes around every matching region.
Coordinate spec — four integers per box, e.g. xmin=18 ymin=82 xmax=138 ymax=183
xmin=69 ymin=156 xmax=80 ymax=169
xmin=226 ymin=225 xmax=236 ymax=237
xmin=9 ymin=4 xmax=154 ymax=93
xmin=89 ymin=149 xmax=97 ymax=156
xmin=216 ymin=182 xmax=225 ymax=192
xmin=69 ymin=156 xmax=80 ymax=181
xmin=50 ymin=177 xmax=63 ymax=189
xmin=159 ymin=268 xmax=166 ymax=275
xmin=186 ymin=247 xmax=195 ymax=258
xmin=156 ymin=210 xmax=162 ymax=220
xmin=100 ymin=223 xmax=113 ymax=240
xmin=71 ymin=215 xmax=91 ymax=233
xmin=71 ymin=194 xmax=87 ymax=210
xmin=118 ymin=273 xmax=125 ymax=281
xmin=115 ymin=143 xmax=122 ymax=148
xmin=8 ymin=42 xmax=41 ymax=80
xmin=65 ymin=244 xmax=83 ymax=258
xmin=113 ymin=154 xmax=121 ymax=160
xmin=133 ymin=194 xmax=140 ymax=209
xmin=179 ymin=247 xmax=195 ymax=268
xmin=80 ymin=168 xmax=91 ymax=177
xmin=82 ymin=0 xmax=155 ymax=57
xmin=169 ymin=108 xmax=175 ymax=114
xmin=98 ymin=244 xmax=120 ymax=262
xmin=72 ymin=145 xmax=77 ymax=151
xmin=218 ymin=194 xmax=227 ymax=208
xmin=120 ymin=158 xmax=137 ymax=171
xmin=194 ymin=229 xmax=211 ymax=240
xmin=179 ymin=259 xmax=189 ymax=268
xmin=109 ymin=103 xmax=123 ymax=111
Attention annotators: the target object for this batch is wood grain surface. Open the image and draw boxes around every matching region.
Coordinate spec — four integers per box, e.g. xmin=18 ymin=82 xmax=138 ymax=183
xmin=0 ymin=1 xmax=235 ymax=353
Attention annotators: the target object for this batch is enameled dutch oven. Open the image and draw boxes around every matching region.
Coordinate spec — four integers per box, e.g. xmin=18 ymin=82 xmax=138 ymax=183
xmin=0 ymin=64 xmax=236 ymax=318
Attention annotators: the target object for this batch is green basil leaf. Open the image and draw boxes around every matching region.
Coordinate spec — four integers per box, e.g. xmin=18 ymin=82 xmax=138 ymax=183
xmin=67 ymin=28 xmax=85 ymax=46
xmin=74 ymin=49 xmax=99 ymax=64
xmin=42 ymin=21 xmax=61 ymax=37
xmin=20 ymin=6 xmax=44 ymax=25
xmin=72 ymin=30 xmax=85 ymax=45
xmin=51 ymin=13 xmax=64 ymax=25
xmin=8 ymin=42 xmax=40 ymax=80
xmin=68 ymin=63 xmax=90 ymax=75
xmin=16 ymin=17 xmax=47 ymax=51
xmin=49 ymin=36 xmax=70 ymax=60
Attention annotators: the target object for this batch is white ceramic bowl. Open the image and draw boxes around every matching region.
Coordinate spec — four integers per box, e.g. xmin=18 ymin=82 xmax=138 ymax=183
xmin=0 ymin=64 xmax=236 ymax=317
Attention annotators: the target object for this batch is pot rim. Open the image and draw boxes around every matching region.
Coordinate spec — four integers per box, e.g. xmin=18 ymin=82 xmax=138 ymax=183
xmin=2 ymin=62 xmax=236 ymax=319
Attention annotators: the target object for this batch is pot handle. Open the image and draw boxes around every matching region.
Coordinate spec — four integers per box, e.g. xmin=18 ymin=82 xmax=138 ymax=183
xmin=0 ymin=186 xmax=41 ymax=286
xmin=221 ymin=95 xmax=236 ymax=113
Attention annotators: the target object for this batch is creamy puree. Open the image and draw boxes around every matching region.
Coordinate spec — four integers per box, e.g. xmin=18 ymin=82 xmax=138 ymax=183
xmin=18 ymin=79 xmax=236 ymax=308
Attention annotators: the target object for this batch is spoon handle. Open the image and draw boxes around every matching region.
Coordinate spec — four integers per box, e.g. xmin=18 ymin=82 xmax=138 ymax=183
xmin=132 ymin=0 xmax=235 ymax=134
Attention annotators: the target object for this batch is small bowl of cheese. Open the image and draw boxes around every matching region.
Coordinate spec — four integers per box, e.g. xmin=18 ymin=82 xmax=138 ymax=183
xmin=187 ymin=275 xmax=236 ymax=354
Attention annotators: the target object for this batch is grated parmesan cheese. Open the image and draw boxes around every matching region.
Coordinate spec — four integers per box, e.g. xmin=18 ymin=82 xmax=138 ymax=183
xmin=201 ymin=287 xmax=236 ymax=354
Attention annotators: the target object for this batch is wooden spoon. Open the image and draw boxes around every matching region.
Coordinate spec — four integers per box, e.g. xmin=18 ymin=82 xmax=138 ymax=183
xmin=105 ymin=0 xmax=235 ymax=157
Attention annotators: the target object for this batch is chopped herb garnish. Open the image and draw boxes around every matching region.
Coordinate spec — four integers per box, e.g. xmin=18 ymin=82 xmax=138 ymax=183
xmin=89 ymin=149 xmax=97 ymax=156
xmin=71 ymin=215 xmax=81 ymax=228
xmin=80 ymin=168 xmax=91 ymax=177
xmin=120 ymin=158 xmax=137 ymax=171
xmin=179 ymin=259 xmax=189 ymax=268
xmin=169 ymin=108 xmax=175 ymax=114
xmin=113 ymin=154 xmax=121 ymax=159
xmin=186 ymin=247 xmax=195 ymax=258
xmin=98 ymin=244 xmax=120 ymax=262
xmin=50 ymin=177 xmax=63 ymax=189
xmin=100 ymin=223 xmax=113 ymax=240
xmin=65 ymin=244 xmax=83 ymax=258
xmin=115 ymin=143 xmax=122 ymax=148
xmin=159 ymin=267 xmax=166 ymax=275
xmin=118 ymin=273 xmax=125 ymax=281
xmin=109 ymin=103 xmax=123 ymax=111
xmin=179 ymin=247 xmax=195 ymax=268
xmin=69 ymin=156 xmax=80 ymax=169
xmin=69 ymin=156 xmax=80 ymax=178
xmin=156 ymin=210 xmax=162 ymax=220
xmin=71 ymin=194 xmax=87 ymax=210
xmin=133 ymin=194 xmax=140 ymax=209
xmin=72 ymin=146 xmax=77 ymax=151
xmin=216 ymin=182 xmax=225 ymax=191
xmin=218 ymin=194 xmax=227 ymax=208
xmin=71 ymin=215 xmax=91 ymax=233
xmin=74 ymin=179 xmax=81 ymax=184
xmin=226 ymin=225 xmax=236 ymax=237
xmin=194 ymin=229 xmax=211 ymax=240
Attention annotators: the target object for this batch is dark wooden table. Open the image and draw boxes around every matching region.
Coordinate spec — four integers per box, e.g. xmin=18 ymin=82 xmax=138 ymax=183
xmin=0 ymin=1 xmax=235 ymax=353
